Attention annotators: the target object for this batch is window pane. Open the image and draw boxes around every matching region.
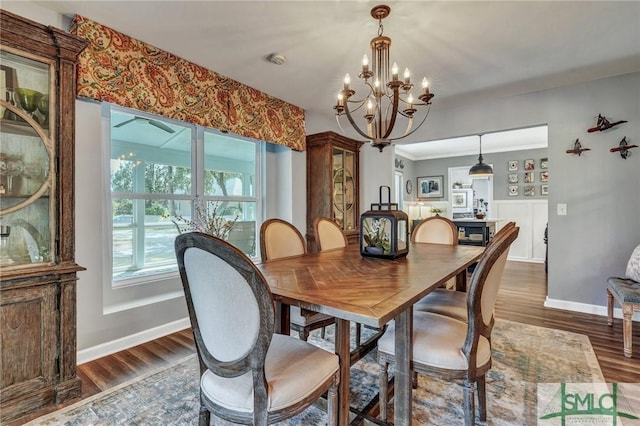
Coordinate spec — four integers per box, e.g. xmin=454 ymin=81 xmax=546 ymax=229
xmin=111 ymin=110 xmax=192 ymax=195
xmin=203 ymin=132 xmax=255 ymax=197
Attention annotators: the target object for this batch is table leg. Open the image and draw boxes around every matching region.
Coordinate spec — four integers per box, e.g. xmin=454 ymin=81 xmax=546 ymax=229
xmin=394 ymin=307 xmax=413 ymax=425
xmin=335 ymin=318 xmax=351 ymax=426
xmin=277 ymin=302 xmax=290 ymax=335
xmin=456 ymin=269 xmax=468 ymax=292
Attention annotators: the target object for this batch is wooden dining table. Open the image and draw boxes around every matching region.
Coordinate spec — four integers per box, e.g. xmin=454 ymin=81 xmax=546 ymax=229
xmin=256 ymin=242 xmax=484 ymax=426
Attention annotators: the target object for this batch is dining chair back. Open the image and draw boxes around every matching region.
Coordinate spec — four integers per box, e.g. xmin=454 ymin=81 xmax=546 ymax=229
xmin=260 ymin=218 xmax=335 ymax=341
xmin=377 ymin=226 xmax=519 ymax=425
xmin=175 ymin=232 xmax=339 ymax=425
xmin=314 ymin=217 xmax=348 ymax=252
xmin=259 ymin=218 xmax=306 ymax=261
xmin=411 ymin=216 xmax=458 ymax=245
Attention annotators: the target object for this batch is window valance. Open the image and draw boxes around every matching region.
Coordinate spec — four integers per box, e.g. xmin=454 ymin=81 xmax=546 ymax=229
xmin=71 ymin=15 xmax=306 ymax=151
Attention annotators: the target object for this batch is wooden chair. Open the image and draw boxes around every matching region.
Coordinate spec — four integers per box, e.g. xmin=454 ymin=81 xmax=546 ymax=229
xmin=414 ymin=221 xmax=517 ymax=322
xmin=377 ymin=226 xmax=519 ymax=425
xmin=607 ymin=244 xmax=640 ymax=358
xmin=412 ymin=216 xmax=458 ymax=289
xmin=411 ymin=216 xmax=458 ymax=245
xmin=260 ymin=218 xmax=335 ymax=340
xmin=175 ymin=232 xmax=339 ymax=425
xmin=314 ymin=216 xmax=348 ymax=252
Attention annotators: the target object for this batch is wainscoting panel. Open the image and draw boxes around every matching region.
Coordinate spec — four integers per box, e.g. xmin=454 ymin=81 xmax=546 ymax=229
xmin=495 ymin=200 xmax=548 ymax=262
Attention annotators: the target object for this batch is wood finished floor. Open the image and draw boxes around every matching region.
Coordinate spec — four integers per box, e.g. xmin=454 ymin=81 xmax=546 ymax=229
xmin=10 ymin=261 xmax=640 ymax=425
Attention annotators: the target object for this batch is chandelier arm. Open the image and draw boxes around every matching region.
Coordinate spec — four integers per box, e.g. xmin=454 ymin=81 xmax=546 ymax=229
xmin=403 ymin=116 xmax=414 ymax=137
xmin=382 ymin=86 xmax=400 ymax=139
xmin=343 ymin=101 xmax=375 ymax=140
xmin=335 ymin=114 xmax=347 ymax=135
xmin=386 ymin=106 xmax=431 ymax=142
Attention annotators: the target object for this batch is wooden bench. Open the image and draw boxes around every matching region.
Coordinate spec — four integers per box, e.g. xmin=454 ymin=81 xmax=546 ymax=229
xmin=607 ymin=277 xmax=640 ymax=357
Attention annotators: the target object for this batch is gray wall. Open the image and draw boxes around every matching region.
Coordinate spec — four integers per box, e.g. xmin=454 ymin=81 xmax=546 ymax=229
xmin=412 ymin=148 xmax=549 ymax=201
xmin=404 ymin=72 xmax=640 ymax=308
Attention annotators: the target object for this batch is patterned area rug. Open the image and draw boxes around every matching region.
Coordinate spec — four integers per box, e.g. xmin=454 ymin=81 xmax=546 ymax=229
xmin=30 ymin=320 xmax=603 ymax=425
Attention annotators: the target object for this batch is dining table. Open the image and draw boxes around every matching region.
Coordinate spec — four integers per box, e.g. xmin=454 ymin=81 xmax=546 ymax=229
xmin=256 ymin=242 xmax=484 ymax=426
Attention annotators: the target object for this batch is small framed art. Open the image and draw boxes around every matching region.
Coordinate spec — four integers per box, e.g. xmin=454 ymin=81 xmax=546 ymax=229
xmin=541 ymin=184 xmax=549 ymax=195
xmin=540 ymin=158 xmax=548 ymax=169
xmin=508 ymin=160 xmax=518 ymax=171
xmin=508 ymin=173 xmax=518 ymax=184
xmin=509 ymin=185 xmax=519 ymax=196
xmin=540 ymin=171 xmax=549 ymax=182
xmin=417 ymin=175 xmax=444 ymax=198
xmin=452 ymin=192 xmax=467 ymax=208
xmin=524 ymin=159 xmax=535 ymax=171
xmin=524 ymin=186 xmax=535 ymax=196
xmin=524 ymin=172 xmax=535 ymax=183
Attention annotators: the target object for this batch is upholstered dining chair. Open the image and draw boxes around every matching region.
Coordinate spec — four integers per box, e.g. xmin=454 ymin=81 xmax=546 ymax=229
xmin=413 ymin=221 xmax=517 ymax=322
xmin=377 ymin=226 xmax=519 ymax=425
xmin=260 ymin=218 xmax=335 ymax=340
xmin=411 ymin=216 xmax=458 ymax=245
xmin=175 ymin=232 xmax=339 ymax=425
xmin=314 ymin=216 xmax=349 ymax=252
xmin=412 ymin=216 xmax=459 ymax=289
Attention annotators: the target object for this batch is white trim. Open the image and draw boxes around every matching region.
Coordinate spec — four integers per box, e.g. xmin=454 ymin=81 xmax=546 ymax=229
xmin=544 ymin=297 xmax=640 ymax=321
xmin=77 ymin=317 xmax=191 ymax=365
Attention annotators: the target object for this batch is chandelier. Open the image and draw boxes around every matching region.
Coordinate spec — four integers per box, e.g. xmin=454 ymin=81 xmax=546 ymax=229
xmin=333 ymin=5 xmax=434 ymax=152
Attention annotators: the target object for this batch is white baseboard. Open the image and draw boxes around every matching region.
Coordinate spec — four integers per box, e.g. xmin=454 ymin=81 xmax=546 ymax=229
xmin=544 ymin=297 xmax=640 ymax=321
xmin=77 ymin=317 xmax=191 ymax=365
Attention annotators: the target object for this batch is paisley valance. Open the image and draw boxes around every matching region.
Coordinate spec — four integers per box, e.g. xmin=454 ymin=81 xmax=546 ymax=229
xmin=71 ymin=15 xmax=306 ymax=151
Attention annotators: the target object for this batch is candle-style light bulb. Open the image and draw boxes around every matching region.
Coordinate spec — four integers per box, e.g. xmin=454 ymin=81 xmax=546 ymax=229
xmin=337 ymin=92 xmax=344 ymax=106
xmin=362 ymin=54 xmax=369 ymax=70
xmin=404 ymin=68 xmax=410 ymax=84
xmin=344 ymin=74 xmax=351 ymax=90
xmin=367 ymin=98 xmax=374 ymax=114
xmin=422 ymin=77 xmax=429 ymax=94
xmin=392 ymin=62 xmax=399 ymax=80
xmin=407 ymin=93 xmax=414 ymax=104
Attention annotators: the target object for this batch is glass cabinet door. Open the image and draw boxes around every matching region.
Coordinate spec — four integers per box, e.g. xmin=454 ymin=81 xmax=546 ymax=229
xmin=0 ymin=49 xmax=54 ymax=267
xmin=332 ymin=147 xmax=356 ymax=232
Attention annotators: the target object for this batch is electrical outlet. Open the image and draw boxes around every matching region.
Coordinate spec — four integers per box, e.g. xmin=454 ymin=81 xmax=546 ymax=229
xmin=557 ymin=203 xmax=567 ymax=216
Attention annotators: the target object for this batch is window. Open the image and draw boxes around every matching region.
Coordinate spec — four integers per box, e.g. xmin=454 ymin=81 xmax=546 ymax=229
xmin=110 ymin=106 xmax=261 ymax=286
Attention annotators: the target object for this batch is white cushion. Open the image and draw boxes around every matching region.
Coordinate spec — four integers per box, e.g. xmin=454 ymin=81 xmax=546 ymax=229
xmin=201 ymin=334 xmax=339 ymax=413
xmin=378 ymin=312 xmax=491 ymax=371
xmin=290 ymin=306 xmax=333 ymax=327
xmin=414 ymin=289 xmax=468 ymax=322
xmin=626 ymin=244 xmax=640 ymax=282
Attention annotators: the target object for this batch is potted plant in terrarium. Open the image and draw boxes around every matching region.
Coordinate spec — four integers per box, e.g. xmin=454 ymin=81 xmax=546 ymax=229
xmin=362 ymin=217 xmax=391 ymax=255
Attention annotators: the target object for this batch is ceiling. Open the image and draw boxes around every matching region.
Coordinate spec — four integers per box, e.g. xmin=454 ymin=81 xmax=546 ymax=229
xmin=20 ymin=1 xmax=640 ymax=157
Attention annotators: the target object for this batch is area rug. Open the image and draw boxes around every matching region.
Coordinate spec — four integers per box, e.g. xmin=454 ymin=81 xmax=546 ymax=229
xmin=29 ymin=320 xmax=603 ymax=425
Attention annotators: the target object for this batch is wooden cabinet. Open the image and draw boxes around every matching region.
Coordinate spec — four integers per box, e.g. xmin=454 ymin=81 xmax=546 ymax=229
xmin=306 ymin=132 xmax=363 ymax=251
xmin=0 ymin=10 xmax=87 ymax=423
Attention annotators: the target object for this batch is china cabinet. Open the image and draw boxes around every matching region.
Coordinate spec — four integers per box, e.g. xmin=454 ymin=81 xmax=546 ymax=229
xmin=0 ymin=10 xmax=87 ymax=422
xmin=306 ymin=131 xmax=363 ymax=251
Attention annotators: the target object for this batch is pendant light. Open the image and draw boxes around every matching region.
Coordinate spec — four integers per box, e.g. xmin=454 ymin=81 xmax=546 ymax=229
xmin=469 ymin=134 xmax=493 ymax=177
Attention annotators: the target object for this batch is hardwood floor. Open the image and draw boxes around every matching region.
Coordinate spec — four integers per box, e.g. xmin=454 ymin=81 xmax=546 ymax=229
xmin=9 ymin=261 xmax=640 ymax=425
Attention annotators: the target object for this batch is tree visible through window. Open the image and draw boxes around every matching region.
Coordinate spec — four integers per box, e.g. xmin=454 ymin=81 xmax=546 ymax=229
xmin=110 ymin=107 xmax=260 ymax=285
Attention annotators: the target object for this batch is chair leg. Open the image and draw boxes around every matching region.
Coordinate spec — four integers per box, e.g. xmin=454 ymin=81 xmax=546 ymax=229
xmin=463 ymin=379 xmax=476 ymax=426
xmin=299 ymin=328 xmax=309 ymax=341
xmin=327 ymin=376 xmax=338 ymax=426
xmin=356 ymin=324 xmax=362 ymax=345
xmin=623 ymin=303 xmax=633 ymax=358
xmin=321 ymin=326 xmax=326 ymax=339
xmin=477 ymin=375 xmax=487 ymax=421
xmin=412 ymin=370 xmax=418 ymax=389
xmin=607 ymin=288 xmax=614 ymax=326
xmin=379 ymin=361 xmax=389 ymax=421
xmin=199 ymin=404 xmax=210 ymax=426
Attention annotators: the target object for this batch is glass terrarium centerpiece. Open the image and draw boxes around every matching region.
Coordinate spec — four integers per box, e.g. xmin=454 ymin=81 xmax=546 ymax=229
xmin=360 ymin=186 xmax=408 ymax=259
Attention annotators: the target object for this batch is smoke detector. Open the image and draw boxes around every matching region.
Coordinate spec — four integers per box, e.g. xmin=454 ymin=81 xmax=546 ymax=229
xmin=267 ymin=53 xmax=286 ymax=65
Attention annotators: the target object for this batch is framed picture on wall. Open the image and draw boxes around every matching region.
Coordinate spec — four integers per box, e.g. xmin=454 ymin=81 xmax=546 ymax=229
xmin=417 ymin=175 xmax=444 ymax=198
xmin=540 ymin=171 xmax=549 ymax=182
xmin=540 ymin=158 xmax=548 ymax=169
xmin=508 ymin=160 xmax=518 ymax=171
xmin=524 ymin=186 xmax=535 ymax=196
xmin=524 ymin=159 xmax=535 ymax=170
xmin=508 ymin=173 xmax=518 ymax=184
xmin=524 ymin=172 xmax=535 ymax=183
xmin=541 ymin=184 xmax=549 ymax=195
xmin=452 ymin=192 xmax=467 ymax=208
xmin=509 ymin=185 xmax=519 ymax=196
